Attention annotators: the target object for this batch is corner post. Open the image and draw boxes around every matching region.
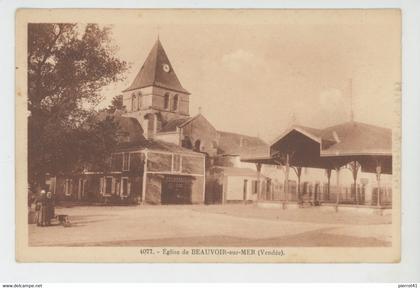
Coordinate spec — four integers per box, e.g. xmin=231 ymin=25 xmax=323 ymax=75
xmin=141 ymin=150 xmax=148 ymax=205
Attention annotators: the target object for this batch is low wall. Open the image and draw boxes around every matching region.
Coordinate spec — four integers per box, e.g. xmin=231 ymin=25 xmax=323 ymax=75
xmin=320 ymin=203 xmax=392 ymax=216
xmin=256 ymin=201 xmax=300 ymax=209
xmin=256 ymin=201 xmax=392 ymax=215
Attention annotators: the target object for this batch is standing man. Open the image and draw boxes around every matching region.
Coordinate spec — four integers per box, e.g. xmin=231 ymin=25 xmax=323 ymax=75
xmin=46 ymin=191 xmax=55 ymax=226
xmin=36 ymin=189 xmax=46 ymax=226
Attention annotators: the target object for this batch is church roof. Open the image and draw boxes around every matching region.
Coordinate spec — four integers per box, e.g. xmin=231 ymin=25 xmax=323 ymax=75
xmin=123 ymin=39 xmax=190 ymax=94
xmin=159 ymin=117 xmax=193 ymax=133
xmin=96 ymin=111 xmax=146 ymax=144
xmin=95 ymin=111 xmax=201 ymax=155
xmin=217 ymin=131 xmax=269 ymax=157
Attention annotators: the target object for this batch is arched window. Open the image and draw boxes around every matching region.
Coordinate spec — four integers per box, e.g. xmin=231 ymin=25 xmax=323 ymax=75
xmin=131 ymin=94 xmax=136 ymax=111
xmin=137 ymin=92 xmax=142 ymax=110
xmin=172 ymin=94 xmax=178 ymax=111
xmin=164 ymin=93 xmax=170 ymax=110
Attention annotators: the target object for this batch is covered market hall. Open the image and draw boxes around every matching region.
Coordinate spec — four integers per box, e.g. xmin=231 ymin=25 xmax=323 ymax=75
xmin=241 ymin=121 xmax=393 ymax=210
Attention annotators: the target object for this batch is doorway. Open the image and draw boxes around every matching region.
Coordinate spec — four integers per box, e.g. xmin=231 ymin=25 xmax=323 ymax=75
xmin=78 ymin=178 xmax=86 ymax=201
xmin=161 ymin=175 xmax=193 ymax=204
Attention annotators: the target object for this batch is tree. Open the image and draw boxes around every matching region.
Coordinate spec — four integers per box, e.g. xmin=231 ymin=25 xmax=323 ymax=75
xmin=105 ymin=94 xmax=125 ymax=113
xmin=28 ymin=23 xmax=128 ymax=191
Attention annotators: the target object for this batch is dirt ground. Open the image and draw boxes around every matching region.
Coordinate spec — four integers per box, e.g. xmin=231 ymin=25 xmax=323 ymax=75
xmin=28 ymin=204 xmax=392 ymax=247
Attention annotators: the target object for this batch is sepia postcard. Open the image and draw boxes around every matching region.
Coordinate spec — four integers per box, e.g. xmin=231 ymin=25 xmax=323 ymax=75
xmin=16 ymin=9 xmax=401 ymax=262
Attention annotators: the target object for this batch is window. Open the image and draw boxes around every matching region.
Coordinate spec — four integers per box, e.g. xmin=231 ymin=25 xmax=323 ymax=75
xmin=173 ymin=94 xmax=178 ymax=111
xmin=194 ymin=139 xmax=201 ymax=152
xmin=181 ymin=155 xmax=204 ymax=175
xmin=164 ymin=93 xmax=170 ymax=110
xmin=64 ymin=179 xmax=72 ymax=196
xmin=111 ymin=153 xmax=123 ymax=171
xmin=243 ymin=179 xmax=248 ymax=200
xmin=131 ymin=94 xmax=136 ymax=111
xmin=123 ymin=152 xmax=130 ymax=171
xmin=105 ymin=177 xmax=113 ymax=195
xmin=147 ymin=152 xmax=172 ymax=172
xmin=130 ymin=152 xmax=144 ymax=173
xmin=137 ymin=92 xmax=142 ymax=110
xmin=182 ymin=136 xmax=193 ymax=149
xmin=261 ymin=181 xmax=266 ymax=195
xmin=114 ymin=178 xmax=120 ymax=196
xmin=121 ymin=178 xmax=129 ymax=197
xmin=252 ymin=180 xmax=258 ymax=194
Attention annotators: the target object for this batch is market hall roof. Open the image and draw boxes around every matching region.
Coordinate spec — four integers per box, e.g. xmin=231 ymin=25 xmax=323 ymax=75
xmin=123 ymin=38 xmax=190 ymax=94
xmin=319 ymin=122 xmax=391 ymax=156
xmin=242 ymin=121 xmax=392 ymax=174
xmin=270 ymin=121 xmax=392 ymax=157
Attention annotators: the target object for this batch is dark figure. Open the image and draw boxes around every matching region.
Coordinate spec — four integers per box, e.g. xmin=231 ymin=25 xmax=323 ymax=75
xmin=35 ymin=190 xmax=47 ymax=226
xmin=45 ymin=191 xmax=55 ymax=226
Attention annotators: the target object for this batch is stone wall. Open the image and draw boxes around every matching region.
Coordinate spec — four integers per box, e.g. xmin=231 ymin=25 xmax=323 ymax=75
xmin=145 ymin=174 xmax=163 ymax=204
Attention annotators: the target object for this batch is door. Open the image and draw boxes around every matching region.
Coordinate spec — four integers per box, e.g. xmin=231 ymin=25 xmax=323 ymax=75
xmin=162 ymin=176 xmax=192 ymax=204
xmin=78 ymin=179 xmax=86 ymax=201
xmin=243 ymin=179 xmax=248 ymax=202
xmin=314 ymin=183 xmax=320 ymax=204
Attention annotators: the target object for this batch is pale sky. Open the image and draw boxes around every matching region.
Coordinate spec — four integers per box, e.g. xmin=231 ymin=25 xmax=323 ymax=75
xmin=97 ymin=10 xmax=401 ymax=142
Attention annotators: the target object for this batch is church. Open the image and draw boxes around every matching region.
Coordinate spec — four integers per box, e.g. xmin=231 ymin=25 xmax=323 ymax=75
xmin=47 ymin=38 xmax=270 ymax=205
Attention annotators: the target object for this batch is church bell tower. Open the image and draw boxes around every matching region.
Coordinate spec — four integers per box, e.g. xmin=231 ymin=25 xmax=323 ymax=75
xmin=122 ymin=38 xmax=190 ymax=138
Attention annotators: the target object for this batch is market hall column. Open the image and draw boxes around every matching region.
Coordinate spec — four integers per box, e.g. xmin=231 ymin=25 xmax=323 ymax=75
xmin=335 ymin=165 xmax=341 ymax=212
xmin=325 ymin=168 xmax=332 ymax=203
xmin=349 ymin=161 xmax=361 ymax=204
xmin=283 ymin=153 xmax=290 ymax=210
xmin=292 ymin=166 xmax=302 ymax=206
xmin=376 ymin=164 xmax=382 ymax=208
xmin=256 ymin=163 xmax=262 ymax=202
